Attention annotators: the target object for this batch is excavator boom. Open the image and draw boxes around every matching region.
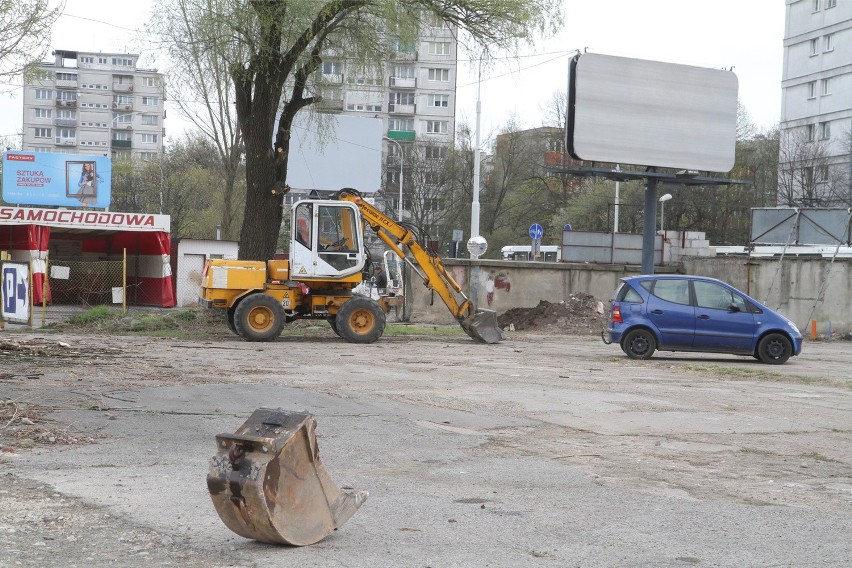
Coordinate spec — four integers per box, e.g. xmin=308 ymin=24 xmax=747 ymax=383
xmin=335 ymin=188 xmax=504 ymax=344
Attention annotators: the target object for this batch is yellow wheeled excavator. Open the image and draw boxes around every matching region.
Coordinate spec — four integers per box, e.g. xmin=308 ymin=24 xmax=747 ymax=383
xmin=199 ymin=188 xmax=504 ymax=344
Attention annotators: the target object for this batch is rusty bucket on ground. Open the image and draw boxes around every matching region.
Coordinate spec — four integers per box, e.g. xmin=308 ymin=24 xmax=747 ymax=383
xmin=207 ymin=408 xmax=367 ymax=546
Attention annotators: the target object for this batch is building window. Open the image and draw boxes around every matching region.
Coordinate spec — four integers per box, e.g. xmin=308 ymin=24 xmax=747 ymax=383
xmin=115 ymin=94 xmax=133 ymax=104
xmin=818 ymin=165 xmax=829 ymax=182
xmin=388 ymin=118 xmax=414 ymax=131
xmin=34 ymin=108 xmax=52 ymax=118
xmin=810 ymin=38 xmax=819 ymax=56
xmin=390 ymin=92 xmax=415 ymax=105
xmin=57 ymin=109 xmax=75 ymax=119
xmin=140 ymin=152 xmax=158 ymax=161
xmin=428 ymin=94 xmax=449 ymax=108
xmin=80 ymin=56 xmax=93 ymax=64
xmin=428 ymin=68 xmax=449 ymax=82
xmin=819 ymin=121 xmax=830 ymax=140
xmin=425 ymin=146 xmax=447 ymax=160
xmin=386 ymin=170 xmax=398 ymax=184
xmin=821 ymin=78 xmax=831 ymax=95
xmin=142 ymin=77 xmax=156 ymax=87
xmin=141 ymin=115 xmax=158 ymax=126
xmin=113 ymin=113 xmax=132 ymax=124
xmin=807 ymin=81 xmax=816 ymax=99
xmin=426 ymin=14 xmax=448 ymax=28
xmin=812 ymin=0 xmax=820 ymax=11
xmin=56 ymin=90 xmax=76 ymax=101
xmin=55 ymin=127 xmax=75 ymax=141
xmin=34 ymin=127 xmax=51 ymax=138
xmin=827 ymin=0 xmax=836 ymax=7
xmin=142 ymin=133 xmax=159 ymax=144
xmin=35 ymin=88 xmax=51 ymax=100
xmin=429 ymin=42 xmax=451 ymax=56
xmin=114 ymin=131 xmax=131 ymax=141
xmin=391 ymin=38 xmax=415 ymax=53
xmin=806 ymin=124 xmax=816 ymax=142
xmin=142 ymin=96 xmax=159 ymax=106
xmin=56 ymin=72 xmax=77 ymax=81
xmin=112 ymin=57 xmax=133 ymax=66
xmin=426 ymin=120 xmax=448 ymax=134
xmin=824 ymin=33 xmax=834 ymax=52
xmin=392 ymin=65 xmax=415 ymax=78
xmin=322 ymin=61 xmax=342 ymax=75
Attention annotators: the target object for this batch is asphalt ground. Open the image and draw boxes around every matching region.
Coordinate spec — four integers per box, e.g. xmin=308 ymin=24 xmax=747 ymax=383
xmin=1 ymin=331 xmax=850 ymax=567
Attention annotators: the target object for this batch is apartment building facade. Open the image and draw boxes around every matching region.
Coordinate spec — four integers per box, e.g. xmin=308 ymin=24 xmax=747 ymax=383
xmin=22 ymin=50 xmax=165 ymax=161
xmin=780 ymin=0 xmax=852 ymax=206
xmin=314 ymin=15 xmax=457 ymax=229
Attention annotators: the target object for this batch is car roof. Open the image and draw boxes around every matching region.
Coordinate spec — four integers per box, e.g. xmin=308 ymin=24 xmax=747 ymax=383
xmin=623 ymin=275 xmax=726 ymax=285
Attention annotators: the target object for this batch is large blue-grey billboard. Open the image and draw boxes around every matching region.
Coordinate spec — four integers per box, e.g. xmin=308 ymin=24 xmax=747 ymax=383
xmin=2 ymin=151 xmax=112 ymax=208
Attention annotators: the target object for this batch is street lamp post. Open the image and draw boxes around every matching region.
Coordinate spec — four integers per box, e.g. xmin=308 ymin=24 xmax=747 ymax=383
xmin=382 ymin=137 xmax=404 ymax=221
xmin=659 ymin=193 xmax=672 ymax=232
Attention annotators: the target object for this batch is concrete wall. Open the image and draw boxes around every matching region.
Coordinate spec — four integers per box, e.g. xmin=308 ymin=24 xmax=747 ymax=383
xmin=407 ymin=257 xmax=851 ymax=334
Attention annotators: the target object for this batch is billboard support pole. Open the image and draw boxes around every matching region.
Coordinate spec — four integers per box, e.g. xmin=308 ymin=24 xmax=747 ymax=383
xmin=642 ymin=175 xmax=658 ymax=275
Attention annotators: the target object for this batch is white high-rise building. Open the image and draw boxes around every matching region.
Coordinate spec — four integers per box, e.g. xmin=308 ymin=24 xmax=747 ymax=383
xmin=780 ymin=0 xmax=852 ymax=206
xmin=22 ymin=50 xmax=166 ymax=161
xmin=314 ymin=17 xmax=457 ymax=227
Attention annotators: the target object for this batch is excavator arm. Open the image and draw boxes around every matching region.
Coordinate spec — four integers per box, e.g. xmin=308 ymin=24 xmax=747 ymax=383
xmin=335 ymin=188 xmax=504 ymax=344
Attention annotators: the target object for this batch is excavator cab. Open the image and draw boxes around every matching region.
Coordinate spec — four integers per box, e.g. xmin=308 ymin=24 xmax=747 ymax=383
xmin=290 ymin=200 xmax=366 ymax=280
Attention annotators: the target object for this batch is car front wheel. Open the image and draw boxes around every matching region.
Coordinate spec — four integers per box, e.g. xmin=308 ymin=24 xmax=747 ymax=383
xmin=757 ymin=333 xmax=792 ymax=364
xmin=622 ymin=329 xmax=656 ymax=360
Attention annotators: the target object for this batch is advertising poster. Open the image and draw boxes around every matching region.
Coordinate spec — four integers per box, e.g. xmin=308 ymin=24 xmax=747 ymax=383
xmin=2 ymin=151 xmax=112 ymax=208
xmin=2 ymin=262 xmax=30 ymax=323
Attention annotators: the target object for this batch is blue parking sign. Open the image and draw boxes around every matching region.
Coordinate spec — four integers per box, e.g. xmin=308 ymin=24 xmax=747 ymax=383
xmin=2 ymin=263 xmax=30 ymax=322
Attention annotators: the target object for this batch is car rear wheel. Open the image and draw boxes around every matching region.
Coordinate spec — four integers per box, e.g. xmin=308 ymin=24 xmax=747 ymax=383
xmin=757 ymin=333 xmax=792 ymax=364
xmin=622 ymin=329 xmax=656 ymax=360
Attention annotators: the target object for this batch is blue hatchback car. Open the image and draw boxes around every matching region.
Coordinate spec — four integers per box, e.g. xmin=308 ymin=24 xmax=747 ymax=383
xmin=604 ymin=275 xmax=803 ymax=364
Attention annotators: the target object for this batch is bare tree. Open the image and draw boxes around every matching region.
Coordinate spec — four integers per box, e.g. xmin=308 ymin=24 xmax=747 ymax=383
xmin=0 ymin=0 xmax=64 ymax=83
xmin=151 ymin=0 xmax=244 ymax=240
xmin=157 ymin=0 xmax=563 ymax=260
xmin=778 ymin=127 xmax=846 ymax=206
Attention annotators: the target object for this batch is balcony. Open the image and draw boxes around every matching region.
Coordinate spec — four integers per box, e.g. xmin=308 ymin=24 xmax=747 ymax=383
xmin=113 ymin=102 xmax=133 ymax=111
xmin=55 ymin=138 xmax=76 ymax=146
xmin=111 ymin=139 xmax=132 ymax=148
xmin=113 ymin=83 xmax=133 ymax=92
xmin=318 ymin=73 xmax=344 ymax=84
xmin=54 ymin=118 xmax=78 ymax=127
xmin=56 ymin=79 xmax=78 ymax=89
xmin=388 ymin=103 xmax=416 ymax=115
xmin=389 ymin=77 xmax=416 ymax=89
xmin=55 ymin=99 xmax=77 ymax=108
xmin=316 ymin=99 xmax=344 ymax=113
xmin=387 ymin=130 xmax=415 ymax=141
xmin=390 ymin=51 xmax=417 ymax=62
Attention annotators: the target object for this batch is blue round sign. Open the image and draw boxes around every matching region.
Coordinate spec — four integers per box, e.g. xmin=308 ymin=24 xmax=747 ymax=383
xmin=529 ymin=223 xmax=544 ymax=240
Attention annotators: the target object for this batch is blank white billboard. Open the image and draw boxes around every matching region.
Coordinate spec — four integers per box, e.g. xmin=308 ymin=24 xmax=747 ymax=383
xmin=567 ymin=53 xmax=738 ymax=172
xmin=287 ymin=114 xmax=382 ymax=193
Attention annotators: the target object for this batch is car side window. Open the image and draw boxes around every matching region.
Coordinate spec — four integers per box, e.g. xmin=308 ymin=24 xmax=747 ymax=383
xmin=616 ymin=283 xmax=643 ymax=303
xmin=651 ymin=279 xmax=691 ymax=305
xmin=694 ymin=281 xmax=747 ymax=311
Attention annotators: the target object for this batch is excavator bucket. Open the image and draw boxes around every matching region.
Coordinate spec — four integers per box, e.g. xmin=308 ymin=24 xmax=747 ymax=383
xmin=460 ymin=309 xmax=506 ymax=344
xmin=207 ymin=408 xmax=367 ymax=546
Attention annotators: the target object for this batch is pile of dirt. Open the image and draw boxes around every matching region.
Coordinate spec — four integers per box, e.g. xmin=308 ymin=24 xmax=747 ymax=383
xmin=497 ymin=293 xmax=608 ymax=336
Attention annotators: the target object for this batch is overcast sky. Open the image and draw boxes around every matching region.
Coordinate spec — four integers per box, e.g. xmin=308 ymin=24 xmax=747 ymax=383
xmin=0 ymin=0 xmax=783 ymax=146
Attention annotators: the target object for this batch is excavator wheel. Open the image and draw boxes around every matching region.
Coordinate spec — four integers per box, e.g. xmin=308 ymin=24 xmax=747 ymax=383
xmin=233 ymin=293 xmax=284 ymax=341
xmin=327 ymin=316 xmax=341 ymax=337
xmin=226 ymin=305 xmax=238 ymax=335
xmin=336 ymin=296 xmax=385 ymax=343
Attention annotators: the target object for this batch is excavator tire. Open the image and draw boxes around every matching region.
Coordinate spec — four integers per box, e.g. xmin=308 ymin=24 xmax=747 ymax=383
xmin=207 ymin=408 xmax=368 ymax=546
xmin=233 ymin=293 xmax=284 ymax=341
xmin=327 ymin=316 xmax=341 ymax=337
xmin=336 ymin=296 xmax=385 ymax=343
xmin=226 ymin=305 xmax=238 ymax=335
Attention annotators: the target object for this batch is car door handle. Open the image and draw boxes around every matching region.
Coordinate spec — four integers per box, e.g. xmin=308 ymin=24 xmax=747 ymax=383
xmin=651 ymin=309 xmax=663 ymax=314
xmin=697 ymin=314 xmax=710 ymax=320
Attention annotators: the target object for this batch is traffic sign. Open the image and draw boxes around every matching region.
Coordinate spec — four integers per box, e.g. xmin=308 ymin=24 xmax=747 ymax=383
xmin=529 ymin=223 xmax=544 ymax=240
xmin=2 ymin=263 xmax=30 ymax=323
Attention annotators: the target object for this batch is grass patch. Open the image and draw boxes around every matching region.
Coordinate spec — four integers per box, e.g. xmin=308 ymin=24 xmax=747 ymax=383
xmin=383 ymin=323 xmax=467 ymax=337
xmin=67 ymin=305 xmax=113 ymax=325
xmin=682 ymin=363 xmax=851 ymax=389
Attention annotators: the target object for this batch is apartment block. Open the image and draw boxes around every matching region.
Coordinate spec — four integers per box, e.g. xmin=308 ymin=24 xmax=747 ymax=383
xmin=22 ymin=50 xmax=166 ymax=161
xmin=314 ymin=15 xmax=457 ymax=223
xmin=780 ymin=0 xmax=852 ymax=206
